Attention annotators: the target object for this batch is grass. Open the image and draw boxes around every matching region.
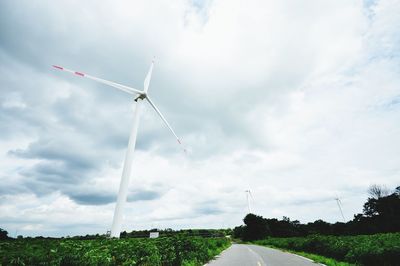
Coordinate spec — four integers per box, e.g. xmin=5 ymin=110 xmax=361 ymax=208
xmin=294 ymin=252 xmax=355 ymax=266
xmin=257 ymin=244 xmax=355 ymax=266
xmin=252 ymin=233 xmax=400 ymax=266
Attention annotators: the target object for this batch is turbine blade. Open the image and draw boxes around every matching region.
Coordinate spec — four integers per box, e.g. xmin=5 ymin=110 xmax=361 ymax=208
xmin=52 ymin=65 xmax=143 ymax=95
xmin=335 ymin=197 xmax=346 ymax=222
xmin=249 ymin=190 xmax=254 ymax=200
xmin=146 ymin=97 xmax=186 ymax=153
xmin=143 ymin=60 xmax=154 ymax=93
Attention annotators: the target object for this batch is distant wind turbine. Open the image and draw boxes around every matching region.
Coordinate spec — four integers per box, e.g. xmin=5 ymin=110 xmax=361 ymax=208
xmin=52 ymin=61 xmax=185 ymax=238
xmin=245 ymin=190 xmax=253 ymax=214
xmin=334 ymin=196 xmax=346 ymax=222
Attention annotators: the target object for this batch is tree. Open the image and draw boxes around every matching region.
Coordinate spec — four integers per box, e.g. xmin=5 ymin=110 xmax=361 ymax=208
xmin=395 ymin=186 xmax=400 ymax=196
xmin=362 ymin=186 xmax=400 ymax=232
xmin=363 ymin=190 xmax=400 ymax=218
xmin=307 ymin=220 xmax=332 ymax=235
xmin=0 ymin=228 xmax=8 ymax=240
xmin=242 ymin=213 xmax=270 ymax=241
xmin=368 ymin=184 xmax=390 ymax=199
xmin=232 ymin=225 xmax=244 ymax=239
xmin=363 ymin=197 xmax=379 ymax=217
xmin=120 ymin=231 xmax=128 ymax=238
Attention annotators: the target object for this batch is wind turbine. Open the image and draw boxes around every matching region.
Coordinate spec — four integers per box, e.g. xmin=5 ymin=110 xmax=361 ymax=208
xmin=334 ymin=196 xmax=346 ymax=222
xmin=52 ymin=61 xmax=185 ymax=238
xmin=245 ymin=190 xmax=253 ymax=214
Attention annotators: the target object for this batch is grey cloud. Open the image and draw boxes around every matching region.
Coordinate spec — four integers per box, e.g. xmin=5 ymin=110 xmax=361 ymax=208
xmin=21 ymin=161 xmax=86 ymax=184
xmin=62 ymin=188 xmax=163 ymax=205
xmin=6 ymin=133 xmax=118 ymax=198
xmin=69 ymin=192 xmax=115 ymax=206
xmin=194 ymin=205 xmax=223 ymax=215
xmin=0 ymin=1 xmax=150 ymax=86
xmin=0 ymin=107 xmax=33 ymax=139
xmin=13 ymin=163 xmax=95 ymax=199
xmin=7 ymin=133 xmax=102 ymax=185
xmin=10 ymin=142 xmax=95 ymax=171
xmin=0 ymin=182 xmax=29 ymax=196
xmin=128 ymin=189 xmax=162 ymax=202
xmin=193 ymin=200 xmax=224 ymax=215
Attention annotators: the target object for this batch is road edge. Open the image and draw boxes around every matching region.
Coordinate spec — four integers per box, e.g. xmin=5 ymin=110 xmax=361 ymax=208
xmin=250 ymin=243 xmax=329 ymax=266
xmin=203 ymin=241 xmax=233 ymax=266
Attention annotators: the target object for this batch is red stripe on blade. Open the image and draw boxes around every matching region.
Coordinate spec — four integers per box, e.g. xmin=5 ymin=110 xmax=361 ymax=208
xmin=75 ymin=72 xmax=85 ymax=76
xmin=52 ymin=65 xmax=63 ymax=70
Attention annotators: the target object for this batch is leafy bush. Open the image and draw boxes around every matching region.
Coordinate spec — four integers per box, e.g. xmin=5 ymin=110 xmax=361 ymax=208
xmin=0 ymin=236 xmax=230 ymax=266
xmin=254 ymin=232 xmax=400 ymax=266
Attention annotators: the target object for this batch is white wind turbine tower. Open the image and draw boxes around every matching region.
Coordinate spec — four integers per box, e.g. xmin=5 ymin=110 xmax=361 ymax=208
xmin=52 ymin=61 xmax=185 ymax=238
xmin=334 ymin=196 xmax=346 ymax=222
xmin=245 ymin=190 xmax=253 ymax=214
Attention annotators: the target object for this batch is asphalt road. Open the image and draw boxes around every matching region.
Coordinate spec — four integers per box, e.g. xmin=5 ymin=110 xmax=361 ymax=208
xmin=205 ymin=244 xmax=322 ymax=266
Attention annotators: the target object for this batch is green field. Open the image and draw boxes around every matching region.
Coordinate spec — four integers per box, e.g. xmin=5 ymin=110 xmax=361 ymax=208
xmin=253 ymin=232 xmax=400 ymax=266
xmin=0 ymin=236 xmax=230 ymax=266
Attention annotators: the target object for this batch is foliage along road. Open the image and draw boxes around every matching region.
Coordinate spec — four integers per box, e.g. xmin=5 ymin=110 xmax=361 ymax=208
xmin=206 ymin=244 xmax=323 ymax=266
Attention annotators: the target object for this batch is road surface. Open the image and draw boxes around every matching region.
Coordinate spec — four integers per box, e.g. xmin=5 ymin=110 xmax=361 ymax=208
xmin=206 ymin=244 xmax=322 ymax=266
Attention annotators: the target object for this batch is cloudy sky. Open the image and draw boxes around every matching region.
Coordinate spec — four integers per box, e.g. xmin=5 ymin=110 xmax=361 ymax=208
xmin=0 ymin=0 xmax=399 ymax=237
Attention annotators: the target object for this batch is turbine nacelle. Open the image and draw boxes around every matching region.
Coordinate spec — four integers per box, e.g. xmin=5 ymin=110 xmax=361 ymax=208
xmin=134 ymin=93 xmax=147 ymax=102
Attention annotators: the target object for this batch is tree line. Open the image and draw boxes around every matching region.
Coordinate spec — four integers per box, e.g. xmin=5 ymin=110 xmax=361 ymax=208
xmin=233 ymin=185 xmax=400 ymax=241
xmin=120 ymin=228 xmax=231 ymax=239
xmin=0 ymin=228 xmax=232 ymax=240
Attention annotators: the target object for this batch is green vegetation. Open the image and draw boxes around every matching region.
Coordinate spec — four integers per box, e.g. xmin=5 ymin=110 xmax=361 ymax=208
xmin=0 ymin=236 xmax=230 ymax=266
xmin=288 ymin=251 xmax=354 ymax=266
xmin=120 ymin=228 xmax=231 ymax=239
xmin=253 ymin=233 xmax=400 ymax=266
